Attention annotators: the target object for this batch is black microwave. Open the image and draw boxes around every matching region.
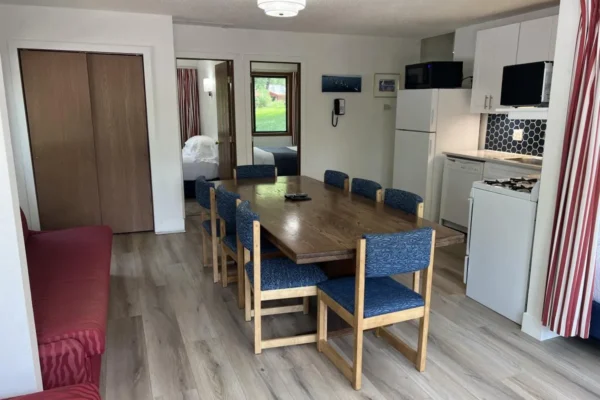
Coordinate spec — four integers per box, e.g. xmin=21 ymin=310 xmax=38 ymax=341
xmin=405 ymin=62 xmax=463 ymax=89
xmin=501 ymin=61 xmax=553 ymax=107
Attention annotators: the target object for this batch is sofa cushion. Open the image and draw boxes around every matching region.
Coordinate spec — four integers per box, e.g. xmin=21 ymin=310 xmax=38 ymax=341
xmin=26 ymin=226 xmax=113 ymax=357
xmin=8 ymin=383 xmax=100 ymax=400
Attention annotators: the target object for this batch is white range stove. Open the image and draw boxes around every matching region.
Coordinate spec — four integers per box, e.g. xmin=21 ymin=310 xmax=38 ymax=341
xmin=465 ymin=176 xmax=540 ymax=324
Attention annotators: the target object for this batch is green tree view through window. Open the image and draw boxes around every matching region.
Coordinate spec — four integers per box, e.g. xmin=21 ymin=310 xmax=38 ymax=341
xmin=253 ymin=76 xmax=287 ymax=133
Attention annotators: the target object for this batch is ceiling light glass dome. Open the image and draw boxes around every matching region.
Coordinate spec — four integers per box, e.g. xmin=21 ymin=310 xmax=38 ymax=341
xmin=257 ymin=0 xmax=307 ymax=18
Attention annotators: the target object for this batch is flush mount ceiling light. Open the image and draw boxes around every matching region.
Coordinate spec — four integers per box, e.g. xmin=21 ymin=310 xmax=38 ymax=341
xmin=257 ymin=0 xmax=306 ymax=18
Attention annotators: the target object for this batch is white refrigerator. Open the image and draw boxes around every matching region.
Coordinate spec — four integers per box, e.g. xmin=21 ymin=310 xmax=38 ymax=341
xmin=393 ymin=89 xmax=480 ymax=221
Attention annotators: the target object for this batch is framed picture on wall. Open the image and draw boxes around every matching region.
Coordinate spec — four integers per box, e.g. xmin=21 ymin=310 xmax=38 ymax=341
xmin=373 ymin=73 xmax=401 ymax=97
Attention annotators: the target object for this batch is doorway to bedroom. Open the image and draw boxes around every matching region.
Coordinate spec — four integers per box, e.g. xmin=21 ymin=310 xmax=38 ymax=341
xmin=250 ymin=61 xmax=301 ymax=176
xmin=176 ymin=58 xmax=236 ymax=216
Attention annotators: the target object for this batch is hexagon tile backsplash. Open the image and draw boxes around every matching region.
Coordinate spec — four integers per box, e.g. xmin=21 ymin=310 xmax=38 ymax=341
xmin=484 ymin=114 xmax=546 ymax=156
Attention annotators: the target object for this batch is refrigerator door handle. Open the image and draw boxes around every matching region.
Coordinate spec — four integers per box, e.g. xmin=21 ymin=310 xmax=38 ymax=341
xmin=430 ymin=109 xmax=435 ymax=127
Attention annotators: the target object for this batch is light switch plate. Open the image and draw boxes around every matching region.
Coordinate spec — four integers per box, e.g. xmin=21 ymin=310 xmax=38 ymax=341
xmin=513 ymin=129 xmax=524 ymax=141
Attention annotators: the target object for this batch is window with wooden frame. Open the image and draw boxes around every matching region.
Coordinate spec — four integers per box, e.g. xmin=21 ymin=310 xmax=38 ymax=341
xmin=251 ymin=73 xmax=292 ymax=136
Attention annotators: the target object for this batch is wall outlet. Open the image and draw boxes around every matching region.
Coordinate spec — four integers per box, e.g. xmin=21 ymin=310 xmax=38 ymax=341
xmin=513 ymin=129 xmax=524 ymax=141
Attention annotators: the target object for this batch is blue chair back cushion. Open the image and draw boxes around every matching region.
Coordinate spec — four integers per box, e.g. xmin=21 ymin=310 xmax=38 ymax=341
xmin=352 ymin=178 xmax=382 ymax=201
xmin=236 ymin=200 xmax=259 ymax=250
xmin=363 ymin=227 xmax=433 ymax=277
xmin=195 ymin=177 xmax=213 ymax=209
xmin=324 ymin=170 xmax=349 ymax=189
xmin=384 ymin=188 xmax=423 ymax=216
xmin=216 ymin=186 xmax=241 ymax=235
xmin=236 ymin=165 xmax=276 ymax=179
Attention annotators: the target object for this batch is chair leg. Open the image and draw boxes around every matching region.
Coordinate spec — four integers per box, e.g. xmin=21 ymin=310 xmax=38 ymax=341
xmin=375 ymin=327 xmax=382 ymax=337
xmin=244 ymin=272 xmax=252 ymax=322
xmin=416 ymin=312 xmax=430 ymax=372
xmin=211 ymin=237 xmax=219 ymax=283
xmin=317 ymin=291 xmax=327 ymax=352
xmin=200 ymin=213 xmax=208 ymax=268
xmin=221 ymin=246 xmax=228 ymax=288
xmin=352 ymin=326 xmax=364 ymax=390
xmin=237 ymin=244 xmax=245 ymax=309
xmin=303 ymin=297 xmax=310 ymax=315
xmin=254 ymin=287 xmax=262 ymax=355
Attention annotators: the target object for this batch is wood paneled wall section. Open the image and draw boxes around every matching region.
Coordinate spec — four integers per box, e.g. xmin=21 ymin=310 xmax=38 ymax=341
xmin=87 ymin=54 xmax=154 ymax=233
xmin=20 ymin=50 xmax=154 ymax=233
xmin=20 ymin=50 xmax=102 ymax=230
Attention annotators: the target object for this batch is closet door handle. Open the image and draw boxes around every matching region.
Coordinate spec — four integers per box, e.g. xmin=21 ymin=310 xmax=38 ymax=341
xmin=484 ymin=95 xmax=489 ymax=109
xmin=488 ymin=95 xmax=493 ymax=110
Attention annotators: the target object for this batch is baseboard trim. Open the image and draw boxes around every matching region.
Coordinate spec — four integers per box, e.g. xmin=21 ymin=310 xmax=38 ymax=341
xmin=521 ymin=312 xmax=559 ymax=341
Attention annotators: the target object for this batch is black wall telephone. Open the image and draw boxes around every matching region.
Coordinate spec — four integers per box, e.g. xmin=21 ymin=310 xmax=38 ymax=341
xmin=332 ymin=98 xmax=345 ymax=127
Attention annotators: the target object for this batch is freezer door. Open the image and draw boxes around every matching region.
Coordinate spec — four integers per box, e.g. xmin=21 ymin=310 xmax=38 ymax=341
xmin=393 ymin=130 xmax=435 ymax=219
xmin=396 ymin=89 xmax=439 ymax=132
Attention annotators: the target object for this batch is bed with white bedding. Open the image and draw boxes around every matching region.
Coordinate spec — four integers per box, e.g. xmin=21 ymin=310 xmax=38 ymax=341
xmin=253 ymin=146 xmax=298 ymax=176
xmin=182 ymin=136 xmax=219 ymax=198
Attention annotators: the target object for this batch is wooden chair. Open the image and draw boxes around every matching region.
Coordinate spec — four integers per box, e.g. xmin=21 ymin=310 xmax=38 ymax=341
xmin=195 ymin=178 xmax=220 ymax=283
xmin=237 ymin=200 xmax=328 ymax=354
xmin=324 ymin=170 xmax=349 ymax=191
xmin=215 ymin=186 xmax=243 ymax=290
xmin=383 ymin=188 xmax=424 ymax=292
xmin=351 ymin=178 xmax=383 ymax=202
xmin=233 ymin=165 xmax=277 ymax=180
xmin=317 ymin=228 xmax=436 ymax=390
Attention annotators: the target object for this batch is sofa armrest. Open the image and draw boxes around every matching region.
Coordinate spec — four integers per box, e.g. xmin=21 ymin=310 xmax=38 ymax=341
xmin=38 ymin=339 xmax=91 ymax=390
xmin=7 ymin=383 xmax=100 ymax=400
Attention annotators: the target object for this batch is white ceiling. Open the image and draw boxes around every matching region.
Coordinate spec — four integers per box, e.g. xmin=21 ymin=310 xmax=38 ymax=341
xmin=0 ymin=0 xmax=557 ymax=38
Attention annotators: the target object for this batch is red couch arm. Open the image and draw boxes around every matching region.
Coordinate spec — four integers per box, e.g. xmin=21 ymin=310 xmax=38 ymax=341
xmin=38 ymin=339 xmax=90 ymax=389
xmin=6 ymin=383 xmax=100 ymax=400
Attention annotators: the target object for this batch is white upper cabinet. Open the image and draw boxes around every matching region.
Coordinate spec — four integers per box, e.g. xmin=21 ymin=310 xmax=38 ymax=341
xmin=470 ymin=15 xmax=559 ymax=114
xmin=517 ymin=16 xmax=554 ymax=63
xmin=470 ymin=23 xmax=519 ymax=114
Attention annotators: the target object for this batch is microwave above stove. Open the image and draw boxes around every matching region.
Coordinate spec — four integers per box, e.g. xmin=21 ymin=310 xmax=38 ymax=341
xmin=501 ymin=61 xmax=553 ymax=107
xmin=405 ymin=61 xmax=463 ymax=89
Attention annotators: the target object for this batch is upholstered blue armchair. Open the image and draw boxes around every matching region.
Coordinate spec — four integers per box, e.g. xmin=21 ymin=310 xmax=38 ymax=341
xmin=195 ymin=177 xmax=220 ymax=282
xmin=234 ymin=165 xmax=277 ymax=180
xmin=324 ymin=170 xmax=349 ymax=191
xmin=317 ymin=228 xmax=436 ymax=390
xmin=351 ymin=178 xmax=383 ymax=202
xmin=237 ymin=200 xmax=327 ymax=354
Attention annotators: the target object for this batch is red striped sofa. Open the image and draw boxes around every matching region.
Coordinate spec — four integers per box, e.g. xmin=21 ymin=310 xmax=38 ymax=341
xmin=21 ymin=211 xmax=112 ymax=390
xmin=8 ymin=384 xmax=100 ymax=400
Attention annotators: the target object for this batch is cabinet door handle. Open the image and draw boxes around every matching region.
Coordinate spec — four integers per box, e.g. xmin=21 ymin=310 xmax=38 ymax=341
xmin=488 ymin=95 xmax=493 ymax=110
xmin=484 ymin=95 xmax=489 ymax=109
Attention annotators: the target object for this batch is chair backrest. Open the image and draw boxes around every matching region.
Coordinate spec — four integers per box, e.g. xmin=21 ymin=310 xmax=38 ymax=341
xmin=384 ymin=188 xmax=424 ymax=218
xmin=351 ymin=178 xmax=383 ymax=202
xmin=216 ymin=185 xmax=241 ymax=235
xmin=324 ymin=170 xmax=349 ymax=191
xmin=235 ymin=165 xmax=277 ymax=180
xmin=236 ymin=200 xmax=260 ymax=251
xmin=195 ymin=177 xmax=214 ymax=209
xmin=363 ymin=228 xmax=434 ymax=278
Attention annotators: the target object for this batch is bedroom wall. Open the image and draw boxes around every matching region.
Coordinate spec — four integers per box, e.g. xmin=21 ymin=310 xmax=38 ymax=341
xmin=175 ymin=25 xmax=421 ymax=187
xmin=0 ymin=5 xmax=184 ymax=233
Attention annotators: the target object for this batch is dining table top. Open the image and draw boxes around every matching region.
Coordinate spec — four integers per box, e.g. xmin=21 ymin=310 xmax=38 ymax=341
xmin=214 ymin=176 xmax=464 ymax=264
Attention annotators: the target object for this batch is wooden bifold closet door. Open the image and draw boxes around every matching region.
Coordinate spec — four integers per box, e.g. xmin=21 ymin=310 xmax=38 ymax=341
xmin=87 ymin=53 xmax=154 ymax=233
xmin=20 ymin=50 xmax=154 ymax=233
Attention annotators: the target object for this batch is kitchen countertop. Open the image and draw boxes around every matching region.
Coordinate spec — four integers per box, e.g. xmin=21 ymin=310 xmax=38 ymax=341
xmin=443 ymin=150 xmax=542 ymax=170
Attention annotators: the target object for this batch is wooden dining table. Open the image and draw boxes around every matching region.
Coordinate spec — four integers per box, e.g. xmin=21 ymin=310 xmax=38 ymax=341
xmin=215 ymin=176 xmax=464 ymax=265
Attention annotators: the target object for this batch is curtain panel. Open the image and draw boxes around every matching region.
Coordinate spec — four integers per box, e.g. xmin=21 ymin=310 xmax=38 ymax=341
xmin=177 ymin=68 xmax=201 ymax=146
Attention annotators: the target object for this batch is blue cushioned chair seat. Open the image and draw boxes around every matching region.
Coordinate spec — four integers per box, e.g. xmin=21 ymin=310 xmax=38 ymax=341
xmin=245 ymin=258 xmax=328 ymax=291
xmin=222 ymin=234 xmax=280 ymax=254
xmin=318 ymin=277 xmax=424 ymax=318
xmin=201 ymin=220 xmax=220 ymax=236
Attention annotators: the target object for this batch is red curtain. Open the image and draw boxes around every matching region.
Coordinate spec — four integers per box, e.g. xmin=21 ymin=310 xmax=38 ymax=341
xmin=543 ymin=0 xmax=600 ymax=338
xmin=177 ymin=68 xmax=201 ymax=146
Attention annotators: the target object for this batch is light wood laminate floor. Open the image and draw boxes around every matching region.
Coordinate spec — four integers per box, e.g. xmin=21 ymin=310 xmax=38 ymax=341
xmin=100 ymin=215 xmax=600 ymax=400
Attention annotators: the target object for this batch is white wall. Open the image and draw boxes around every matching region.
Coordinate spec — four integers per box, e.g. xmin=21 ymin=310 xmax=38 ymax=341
xmin=0 ymin=5 xmax=184 ymax=233
xmin=0 ymin=54 xmax=42 ymax=398
xmin=454 ymin=6 xmax=559 ymax=78
xmin=421 ymin=33 xmax=455 ymax=62
xmin=254 ymin=136 xmax=294 ymax=147
xmin=251 ymin=62 xmax=299 ymax=73
xmin=176 ymin=59 xmax=220 ymax=141
xmin=175 ymin=25 xmax=420 ymax=187
xmin=522 ymin=0 xmax=579 ymax=341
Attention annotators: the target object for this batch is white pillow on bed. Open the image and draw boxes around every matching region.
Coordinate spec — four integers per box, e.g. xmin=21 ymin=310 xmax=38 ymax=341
xmin=183 ymin=135 xmax=219 ymax=164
